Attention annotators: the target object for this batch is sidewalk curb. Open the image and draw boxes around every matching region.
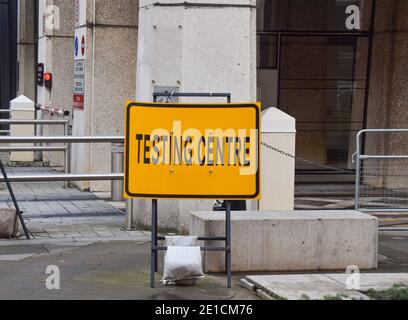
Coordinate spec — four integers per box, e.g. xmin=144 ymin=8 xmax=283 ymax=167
xmin=0 ymin=236 xmax=150 ymax=246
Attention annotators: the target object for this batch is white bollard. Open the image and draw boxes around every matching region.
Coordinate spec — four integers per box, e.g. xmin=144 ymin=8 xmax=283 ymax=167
xmin=10 ymin=95 xmax=35 ymax=162
xmin=260 ymin=108 xmax=296 ymax=211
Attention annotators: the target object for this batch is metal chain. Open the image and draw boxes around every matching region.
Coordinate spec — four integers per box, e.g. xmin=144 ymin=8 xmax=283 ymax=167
xmin=261 ymin=141 xmax=353 ymax=174
xmin=262 ymin=141 xmax=408 ymax=178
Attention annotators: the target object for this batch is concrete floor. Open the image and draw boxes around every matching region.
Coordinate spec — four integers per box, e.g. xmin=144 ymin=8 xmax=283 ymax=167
xmin=0 ymin=240 xmax=258 ymax=300
xmin=0 ymin=231 xmax=407 ymax=300
xmin=1 ymin=166 xmax=407 ymax=300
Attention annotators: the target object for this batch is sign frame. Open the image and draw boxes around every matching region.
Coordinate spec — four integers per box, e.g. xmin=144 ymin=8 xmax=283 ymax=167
xmin=124 ymin=102 xmax=261 ymax=200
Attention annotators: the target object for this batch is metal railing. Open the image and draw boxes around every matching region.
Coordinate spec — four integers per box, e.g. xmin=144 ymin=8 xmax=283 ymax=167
xmin=0 ymin=119 xmax=69 ymax=136
xmin=0 ymin=111 xmax=11 ymax=134
xmin=0 ymin=136 xmax=125 ymax=186
xmin=0 ymin=120 xmax=71 ymax=187
xmin=0 ymin=120 xmax=68 ymax=125
xmin=355 ymin=129 xmax=408 ymax=212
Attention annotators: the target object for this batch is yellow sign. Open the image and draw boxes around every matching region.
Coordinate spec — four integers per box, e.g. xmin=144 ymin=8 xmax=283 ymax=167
xmin=124 ymin=102 xmax=260 ymax=200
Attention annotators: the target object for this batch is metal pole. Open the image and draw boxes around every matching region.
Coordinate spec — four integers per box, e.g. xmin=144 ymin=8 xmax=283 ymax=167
xmin=125 ymin=199 xmax=133 ymax=230
xmin=355 ymin=131 xmax=362 ymax=210
xmin=151 ymin=92 xmax=235 ymax=289
xmin=226 ymin=200 xmax=232 ymax=288
xmin=0 ymin=136 xmax=125 ymax=143
xmin=0 ymin=146 xmax=67 ymax=152
xmin=154 ymin=200 xmax=159 ymax=273
xmin=67 ymin=143 xmax=72 ymax=178
xmin=111 ymin=143 xmax=124 ymax=201
xmin=0 ymin=120 xmax=69 ymax=125
xmin=0 ymin=173 xmax=123 ymax=183
xmin=0 ymin=160 xmax=30 ymax=240
xmin=64 ymin=122 xmax=70 ymax=188
xmin=151 ymin=199 xmax=158 ymax=288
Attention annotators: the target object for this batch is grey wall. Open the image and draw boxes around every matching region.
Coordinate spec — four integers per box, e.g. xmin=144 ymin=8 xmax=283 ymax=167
xmin=17 ymin=0 xmax=37 ymax=101
xmin=364 ymin=0 xmax=408 ymax=189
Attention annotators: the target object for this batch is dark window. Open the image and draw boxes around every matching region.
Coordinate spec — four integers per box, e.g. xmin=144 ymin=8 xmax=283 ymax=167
xmin=257 ymin=35 xmax=278 ymax=69
xmin=0 ymin=0 xmax=18 ymax=110
xmin=257 ymin=0 xmax=373 ymax=33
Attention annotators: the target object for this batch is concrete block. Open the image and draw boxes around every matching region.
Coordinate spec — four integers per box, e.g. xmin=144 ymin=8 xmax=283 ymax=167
xmin=190 ymin=211 xmax=378 ymax=272
xmin=324 ymin=273 xmax=408 ymax=292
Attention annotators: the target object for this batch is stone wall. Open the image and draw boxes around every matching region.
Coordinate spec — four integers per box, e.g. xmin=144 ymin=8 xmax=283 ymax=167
xmin=71 ymin=0 xmax=138 ymax=192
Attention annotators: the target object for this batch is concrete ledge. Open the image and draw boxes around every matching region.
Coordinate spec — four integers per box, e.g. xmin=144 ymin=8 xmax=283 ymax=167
xmin=190 ymin=211 xmax=378 ymax=272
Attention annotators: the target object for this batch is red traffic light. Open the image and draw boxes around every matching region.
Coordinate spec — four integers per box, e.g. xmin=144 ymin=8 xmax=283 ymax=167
xmin=44 ymin=72 xmax=52 ymax=89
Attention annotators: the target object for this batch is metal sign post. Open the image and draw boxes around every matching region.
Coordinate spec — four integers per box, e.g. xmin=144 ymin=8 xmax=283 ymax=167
xmin=124 ymin=93 xmax=261 ymax=289
xmin=151 ymin=92 xmax=233 ymax=288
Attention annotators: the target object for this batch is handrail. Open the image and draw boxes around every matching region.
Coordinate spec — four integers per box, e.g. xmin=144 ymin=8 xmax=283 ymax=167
xmin=0 ymin=136 xmax=126 ymax=185
xmin=355 ymin=129 xmax=408 ymax=212
xmin=0 ymin=173 xmax=124 ymax=183
xmin=356 ymin=129 xmax=408 ymax=158
xmin=0 ymin=146 xmax=67 ymax=152
xmin=0 ymin=120 xmax=69 ymax=125
xmin=0 ymin=136 xmax=124 ymax=143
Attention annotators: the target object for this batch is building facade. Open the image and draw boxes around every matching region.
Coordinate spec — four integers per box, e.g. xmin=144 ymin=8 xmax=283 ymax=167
xmin=3 ymin=0 xmax=408 ymax=193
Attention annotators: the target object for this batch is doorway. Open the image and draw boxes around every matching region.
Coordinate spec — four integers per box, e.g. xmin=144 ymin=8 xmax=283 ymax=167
xmin=257 ymin=0 xmax=374 ymax=178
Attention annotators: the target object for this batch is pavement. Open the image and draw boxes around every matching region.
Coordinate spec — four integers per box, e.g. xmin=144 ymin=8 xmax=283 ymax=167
xmin=0 ymin=167 xmax=124 ymax=218
xmin=243 ymin=273 xmax=408 ymax=300
xmin=0 ymin=241 xmax=258 ymax=300
xmin=1 ymin=166 xmax=408 ymax=300
xmin=1 ymin=230 xmax=408 ymax=300
xmin=239 ymin=231 xmax=408 ymax=300
xmin=0 ymin=166 xmax=134 ymax=241
xmin=0 ymin=166 xmax=258 ymax=300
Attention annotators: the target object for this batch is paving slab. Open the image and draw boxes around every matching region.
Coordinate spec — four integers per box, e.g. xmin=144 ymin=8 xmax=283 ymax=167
xmin=0 ymin=253 xmax=37 ymax=261
xmin=0 ymin=241 xmax=258 ymax=300
xmin=0 ymin=167 xmax=122 ymax=219
xmin=245 ymin=275 xmax=369 ymax=300
xmin=325 ymin=273 xmax=408 ymax=292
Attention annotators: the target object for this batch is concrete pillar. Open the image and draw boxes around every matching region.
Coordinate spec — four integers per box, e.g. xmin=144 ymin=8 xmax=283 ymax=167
xmin=383 ymin=0 xmax=408 ymax=189
xmin=364 ymin=0 xmax=408 ymax=189
xmin=71 ymin=0 xmax=138 ymax=192
xmin=130 ymin=0 xmax=257 ymax=233
xmin=17 ymin=0 xmax=36 ymax=101
xmin=37 ymin=0 xmax=75 ymax=165
xmin=9 ymin=95 xmax=35 ymax=162
xmin=260 ymin=108 xmax=296 ymax=211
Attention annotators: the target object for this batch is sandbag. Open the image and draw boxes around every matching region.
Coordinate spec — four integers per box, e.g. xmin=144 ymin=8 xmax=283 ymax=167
xmin=165 ymin=236 xmax=197 ymax=247
xmin=0 ymin=209 xmax=19 ymax=239
xmin=162 ymin=246 xmax=205 ymax=284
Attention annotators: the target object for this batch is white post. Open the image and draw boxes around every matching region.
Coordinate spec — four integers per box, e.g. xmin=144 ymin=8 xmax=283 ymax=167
xmin=10 ymin=95 xmax=36 ymax=163
xmin=260 ymin=108 xmax=296 ymax=211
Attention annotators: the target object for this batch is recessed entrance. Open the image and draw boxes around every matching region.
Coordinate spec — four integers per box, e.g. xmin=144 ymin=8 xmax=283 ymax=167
xmin=257 ymin=0 xmax=375 ymax=182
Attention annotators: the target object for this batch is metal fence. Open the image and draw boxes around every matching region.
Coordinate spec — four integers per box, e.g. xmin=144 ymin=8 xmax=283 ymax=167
xmin=0 ymin=119 xmax=68 ymax=136
xmin=355 ymin=129 xmax=408 ymax=212
xmin=0 ymin=135 xmax=125 ymax=183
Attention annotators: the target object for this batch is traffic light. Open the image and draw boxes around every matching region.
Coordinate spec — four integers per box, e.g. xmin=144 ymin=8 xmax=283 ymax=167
xmin=44 ymin=72 xmax=52 ymax=89
xmin=37 ymin=64 xmax=44 ymax=86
